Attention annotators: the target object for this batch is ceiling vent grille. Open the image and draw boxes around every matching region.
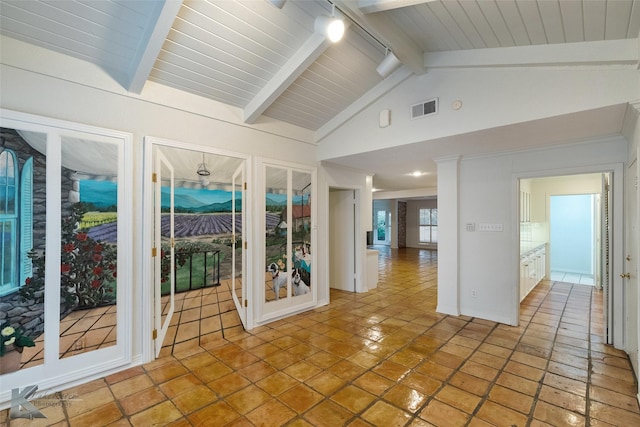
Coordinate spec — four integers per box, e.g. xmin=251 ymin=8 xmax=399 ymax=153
xmin=411 ymin=98 xmax=438 ymax=120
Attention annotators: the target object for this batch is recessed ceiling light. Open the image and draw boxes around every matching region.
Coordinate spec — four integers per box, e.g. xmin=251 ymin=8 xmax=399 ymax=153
xmin=407 ymin=171 xmax=426 ymax=177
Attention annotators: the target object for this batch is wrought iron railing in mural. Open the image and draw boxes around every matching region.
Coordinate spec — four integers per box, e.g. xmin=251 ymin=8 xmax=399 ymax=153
xmin=161 ymin=249 xmax=221 ymax=295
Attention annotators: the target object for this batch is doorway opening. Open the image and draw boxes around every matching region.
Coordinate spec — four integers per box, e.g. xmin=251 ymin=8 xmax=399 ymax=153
xmin=549 ymin=194 xmax=598 ymax=286
xmin=374 ymin=209 xmax=391 ymax=245
xmin=519 ymin=172 xmax=611 ymax=343
xmin=147 ymin=141 xmax=247 ymax=358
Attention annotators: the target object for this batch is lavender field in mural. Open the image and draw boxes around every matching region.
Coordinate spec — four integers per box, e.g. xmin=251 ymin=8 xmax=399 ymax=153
xmin=158 ymin=212 xmax=279 ymax=238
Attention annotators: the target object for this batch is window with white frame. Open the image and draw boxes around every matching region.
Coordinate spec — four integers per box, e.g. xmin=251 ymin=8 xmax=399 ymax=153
xmin=419 ymin=208 xmax=437 ymax=244
xmin=0 ymin=148 xmax=33 ymax=296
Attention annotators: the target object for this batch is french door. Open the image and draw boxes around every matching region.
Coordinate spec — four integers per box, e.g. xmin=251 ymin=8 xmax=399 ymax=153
xmin=154 ymin=150 xmax=175 ymax=357
xmin=231 ymin=162 xmax=247 ymax=328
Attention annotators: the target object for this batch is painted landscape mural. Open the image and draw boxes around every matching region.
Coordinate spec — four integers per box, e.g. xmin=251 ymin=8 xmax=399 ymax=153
xmin=158 ymin=186 xmax=243 ymax=295
xmin=1 ymin=128 xmax=124 ymax=371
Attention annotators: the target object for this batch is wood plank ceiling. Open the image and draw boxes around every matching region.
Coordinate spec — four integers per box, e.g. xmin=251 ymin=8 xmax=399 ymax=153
xmin=1 ymin=0 xmax=639 ymax=134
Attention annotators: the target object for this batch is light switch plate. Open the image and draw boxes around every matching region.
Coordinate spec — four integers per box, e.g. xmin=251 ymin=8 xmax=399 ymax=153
xmin=478 ymin=223 xmax=503 ymax=232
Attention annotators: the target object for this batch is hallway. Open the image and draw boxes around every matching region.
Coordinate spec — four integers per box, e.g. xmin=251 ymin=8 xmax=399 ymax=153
xmin=3 ymin=248 xmax=639 ymax=426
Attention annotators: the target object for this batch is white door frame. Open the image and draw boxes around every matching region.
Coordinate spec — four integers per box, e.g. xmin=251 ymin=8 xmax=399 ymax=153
xmin=327 ymin=186 xmax=366 ymax=293
xmin=514 ymin=162 xmax=625 ymax=349
xmin=625 ymin=154 xmax=639 ymax=389
xmin=142 ymin=137 xmax=252 ymax=362
xmin=153 ymin=150 xmax=175 ymax=357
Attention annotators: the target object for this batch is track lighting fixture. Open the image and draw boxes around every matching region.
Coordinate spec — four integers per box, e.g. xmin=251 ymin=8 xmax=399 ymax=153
xmin=376 ymin=49 xmax=402 ymax=78
xmin=266 ymin=0 xmax=286 ymax=8
xmin=315 ymin=4 xmax=345 ymax=42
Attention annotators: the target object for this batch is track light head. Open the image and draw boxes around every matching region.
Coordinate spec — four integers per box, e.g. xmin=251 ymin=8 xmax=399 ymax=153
xmin=315 ymin=15 xmax=345 ymax=42
xmin=266 ymin=0 xmax=286 ymax=8
xmin=376 ymin=51 xmax=402 ymax=78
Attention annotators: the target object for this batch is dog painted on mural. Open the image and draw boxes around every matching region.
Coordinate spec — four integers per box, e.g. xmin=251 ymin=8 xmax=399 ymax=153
xmin=267 ymin=262 xmax=287 ymax=300
xmin=268 ymin=263 xmax=311 ymax=299
xmin=292 ymin=268 xmax=310 ymax=296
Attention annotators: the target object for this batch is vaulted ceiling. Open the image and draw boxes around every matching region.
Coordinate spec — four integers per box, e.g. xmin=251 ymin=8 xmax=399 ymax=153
xmin=1 ymin=0 xmax=639 ymax=191
xmin=2 ymin=0 xmax=638 ymax=131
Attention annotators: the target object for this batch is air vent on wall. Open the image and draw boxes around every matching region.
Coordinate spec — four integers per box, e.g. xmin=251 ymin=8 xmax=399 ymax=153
xmin=411 ymin=98 xmax=438 ymax=120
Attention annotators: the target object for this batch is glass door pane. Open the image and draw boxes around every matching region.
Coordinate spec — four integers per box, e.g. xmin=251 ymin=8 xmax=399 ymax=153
xmin=265 ymin=166 xmax=288 ymax=302
xmin=58 ymin=136 xmax=119 ymax=359
xmin=291 ymin=171 xmax=311 ymax=298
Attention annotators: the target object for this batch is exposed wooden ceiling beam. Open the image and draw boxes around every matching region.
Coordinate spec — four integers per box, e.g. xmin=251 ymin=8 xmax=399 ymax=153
xmin=244 ymin=32 xmax=332 ymax=124
xmin=335 ymin=1 xmax=425 ymax=75
xmin=357 ymin=0 xmax=438 ymax=14
xmin=126 ymin=0 xmax=183 ymax=94
xmin=424 ymin=39 xmax=639 ymax=68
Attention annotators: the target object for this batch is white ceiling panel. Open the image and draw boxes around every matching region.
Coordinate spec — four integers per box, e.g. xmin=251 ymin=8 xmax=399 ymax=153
xmin=558 ymin=1 xmax=585 ymax=43
xmin=537 ymin=1 xmax=565 ymax=44
xmin=606 ymin=0 xmax=635 ymax=40
xmin=475 ymin=1 xmax=515 ymax=47
xmin=516 ymin=1 xmax=548 ymax=45
xmin=584 ymin=0 xmax=607 ymax=41
xmin=458 ymin=1 xmax=501 ymax=49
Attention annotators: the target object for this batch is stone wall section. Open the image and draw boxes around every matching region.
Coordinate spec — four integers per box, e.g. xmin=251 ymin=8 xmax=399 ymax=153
xmin=0 ymin=128 xmax=74 ymax=339
xmin=398 ymin=201 xmax=407 ymax=248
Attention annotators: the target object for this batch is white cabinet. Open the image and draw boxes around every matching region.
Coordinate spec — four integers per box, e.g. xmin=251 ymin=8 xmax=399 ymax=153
xmin=366 ymin=249 xmax=379 ymax=290
xmin=520 ymin=245 xmax=546 ymax=302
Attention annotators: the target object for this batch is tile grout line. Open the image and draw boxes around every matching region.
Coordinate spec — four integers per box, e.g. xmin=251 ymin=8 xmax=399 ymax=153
xmin=530 ymin=282 xmax=565 ymax=425
xmin=459 ymin=282 xmax=553 ymax=426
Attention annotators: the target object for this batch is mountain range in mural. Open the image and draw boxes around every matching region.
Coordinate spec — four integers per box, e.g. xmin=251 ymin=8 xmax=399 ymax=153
xmin=80 ymin=180 xmax=117 ymax=210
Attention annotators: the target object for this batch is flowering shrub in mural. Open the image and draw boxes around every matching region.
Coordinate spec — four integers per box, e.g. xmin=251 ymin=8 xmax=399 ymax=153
xmin=0 ymin=322 xmax=35 ymax=356
xmin=20 ymin=203 xmax=117 ymax=312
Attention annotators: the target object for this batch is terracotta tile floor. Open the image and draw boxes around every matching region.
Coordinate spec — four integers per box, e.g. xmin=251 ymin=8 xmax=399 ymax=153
xmin=3 ymin=247 xmax=640 ymax=426
xmin=158 ymin=280 xmax=244 ymax=357
xmin=18 ymin=278 xmax=242 ymax=369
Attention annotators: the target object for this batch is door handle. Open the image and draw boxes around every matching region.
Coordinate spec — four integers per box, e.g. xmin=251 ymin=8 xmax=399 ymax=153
xmin=620 ymin=273 xmax=631 ymax=279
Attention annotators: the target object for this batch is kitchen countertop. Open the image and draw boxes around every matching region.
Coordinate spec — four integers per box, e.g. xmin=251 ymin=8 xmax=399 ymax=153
xmin=520 ymin=241 xmax=546 ymax=256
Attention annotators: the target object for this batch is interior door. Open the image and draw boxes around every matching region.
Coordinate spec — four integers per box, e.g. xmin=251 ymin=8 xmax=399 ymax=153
xmin=154 ymin=150 xmax=175 ymax=357
xmin=626 ymin=159 xmax=638 ymax=376
xmin=329 ymin=190 xmax=355 ymax=292
xmin=231 ymin=162 xmax=247 ymax=328
xmin=602 ymin=173 xmax=612 ymax=344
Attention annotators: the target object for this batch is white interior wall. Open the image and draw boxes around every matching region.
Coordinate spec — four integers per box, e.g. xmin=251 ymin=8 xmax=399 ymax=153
xmin=406 ymin=199 xmax=438 ymax=249
xmin=454 ymin=138 xmax=627 ymax=326
xmin=319 ymin=67 xmax=638 ymax=160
